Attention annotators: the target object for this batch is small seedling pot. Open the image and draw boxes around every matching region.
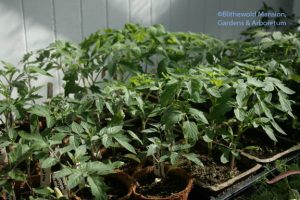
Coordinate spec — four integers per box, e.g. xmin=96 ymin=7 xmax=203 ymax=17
xmin=105 ymin=171 xmax=135 ymax=200
xmin=132 ymin=166 xmax=193 ymax=200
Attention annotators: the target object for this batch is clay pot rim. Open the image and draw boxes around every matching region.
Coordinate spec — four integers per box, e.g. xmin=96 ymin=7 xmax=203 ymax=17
xmin=105 ymin=170 xmax=135 ymax=200
xmin=132 ymin=166 xmax=194 ymax=200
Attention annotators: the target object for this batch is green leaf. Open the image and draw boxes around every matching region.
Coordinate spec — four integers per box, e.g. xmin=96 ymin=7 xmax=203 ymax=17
xmin=8 ymin=170 xmax=26 ymax=181
xmin=106 ymin=125 xmax=123 ymax=135
xmin=247 ymin=77 xmax=264 ymax=87
xmin=75 ymin=145 xmax=87 ymax=158
xmin=32 ymin=187 xmax=53 ymax=196
xmin=123 ymin=154 xmax=141 ymax=163
xmin=29 ymin=105 xmax=54 ymax=128
xmin=270 ymin=120 xmax=286 ymax=135
xmin=275 ymin=82 xmax=295 ymax=94
xmin=147 ymin=144 xmax=158 ymax=156
xmin=206 ymin=87 xmax=221 ymax=98
xmin=160 ymin=83 xmax=178 ymax=106
xmin=53 ymin=168 xmax=73 ymax=178
xmin=278 ymin=91 xmax=292 ymax=112
xmin=87 ymin=176 xmax=107 ymax=200
xmin=220 ymin=151 xmax=230 ymax=164
xmin=263 ymin=79 xmax=274 ymax=92
xmin=127 ymin=130 xmax=143 ymax=145
xmin=95 ymin=98 xmax=104 ymax=112
xmin=188 ymin=108 xmax=208 ymax=124
xmin=202 ymin=129 xmax=214 ymax=143
xmin=29 ymin=105 xmax=50 ymax=117
xmin=26 ymin=66 xmax=52 ymax=76
xmin=259 ymin=100 xmax=273 ymax=120
xmin=114 ymin=135 xmax=136 ymax=154
xmin=102 ymin=134 xmax=112 ymax=148
xmin=170 ymin=152 xmax=179 ymax=165
xmin=234 ymin=108 xmax=245 ymax=122
xmin=236 ymin=81 xmax=247 ymax=107
xmin=18 ymin=131 xmax=44 ymax=142
xmin=67 ymin=173 xmax=83 ymax=189
xmin=41 ymin=157 xmax=58 ymax=169
xmin=182 ymin=121 xmax=198 ymax=143
xmin=71 ymin=122 xmax=84 ymax=134
xmin=162 ymin=108 xmax=182 ymax=129
xmin=183 ymin=153 xmax=203 ymax=166
xmin=262 ymin=125 xmax=277 ymax=142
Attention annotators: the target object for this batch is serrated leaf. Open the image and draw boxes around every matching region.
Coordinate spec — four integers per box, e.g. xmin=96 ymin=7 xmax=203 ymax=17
xmin=247 ymin=77 xmax=264 ymax=87
xmin=160 ymin=83 xmax=178 ymax=106
xmin=87 ymin=176 xmax=107 ymax=200
xmin=147 ymin=144 xmax=158 ymax=156
xmin=102 ymin=134 xmax=112 ymax=148
xmin=182 ymin=121 xmax=198 ymax=143
xmin=26 ymin=66 xmax=52 ymax=76
xmin=75 ymin=145 xmax=87 ymax=158
xmin=236 ymin=82 xmax=247 ymax=107
xmin=275 ymin=82 xmax=295 ymax=94
xmin=271 ymin=120 xmax=286 ymax=135
xmin=95 ymin=98 xmax=104 ymax=112
xmin=206 ymin=87 xmax=221 ymax=98
xmin=114 ymin=135 xmax=136 ymax=154
xmin=29 ymin=105 xmax=50 ymax=117
xmin=170 ymin=152 xmax=179 ymax=165
xmin=262 ymin=125 xmax=277 ymax=142
xmin=234 ymin=108 xmax=245 ymax=122
xmin=41 ymin=157 xmax=58 ymax=168
xmin=67 ymin=173 xmax=83 ymax=189
xmin=188 ymin=108 xmax=208 ymax=124
xmin=278 ymin=91 xmax=292 ymax=112
xmin=127 ymin=130 xmax=142 ymax=145
xmin=183 ymin=153 xmax=203 ymax=166
xmin=71 ymin=122 xmax=84 ymax=134
xmin=123 ymin=154 xmax=141 ymax=163
xmin=259 ymin=100 xmax=273 ymax=120
xmin=18 ymin=131 xmax=44 ymax=142
xmin=263 ymin=79 xmax=274 ymax=92
xmin=162 ymin=108 xmax=182 ymax=129
xmin=53 ymin=168 xmax=73 ymax=178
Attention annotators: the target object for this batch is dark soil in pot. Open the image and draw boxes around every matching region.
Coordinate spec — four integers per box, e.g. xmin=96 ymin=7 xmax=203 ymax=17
xmin=182 ymin=155 xmax=240 ymax=186
xmin=133 ymin=166 xmax=193 ymax=200
xmin=181 ymin=144 xmax=261 ymax=192
xmin=239 ymin=129 xmax=300 ymax=161
xmin=136 ymin=171 xmax=186 ymax=197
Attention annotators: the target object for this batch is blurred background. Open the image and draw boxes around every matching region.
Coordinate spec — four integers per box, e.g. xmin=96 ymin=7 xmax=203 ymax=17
xmin=0 ymin=0 xmax=298 ymax=65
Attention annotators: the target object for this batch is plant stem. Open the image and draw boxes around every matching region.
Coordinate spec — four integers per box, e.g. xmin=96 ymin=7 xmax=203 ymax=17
xmin=230 ymin=124 xmax=243 ymax=171
xmin=208 ymin=142 xmax=212 ymax=158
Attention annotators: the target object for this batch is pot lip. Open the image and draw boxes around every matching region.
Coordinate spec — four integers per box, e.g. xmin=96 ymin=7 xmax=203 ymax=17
xmin=106 ymin=170 xmax=135 ymax=200
xmin=132 ymin=166 xmax=194 ymax=200
xmin=195 ymin=163 xmax=262 ymax=192
xmin=240 ymin=143 xmax=300 ymax=163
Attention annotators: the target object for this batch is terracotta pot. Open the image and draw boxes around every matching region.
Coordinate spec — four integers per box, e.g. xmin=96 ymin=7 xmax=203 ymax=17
xmin=132 ymin=166 xmax=193 ymax=200
xmin=105 ymin=171 xmax=135 ymax=200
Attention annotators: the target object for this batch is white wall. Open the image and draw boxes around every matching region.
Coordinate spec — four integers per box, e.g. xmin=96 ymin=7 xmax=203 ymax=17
xmin=0 ymin=0 xmax=294 ymax=97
